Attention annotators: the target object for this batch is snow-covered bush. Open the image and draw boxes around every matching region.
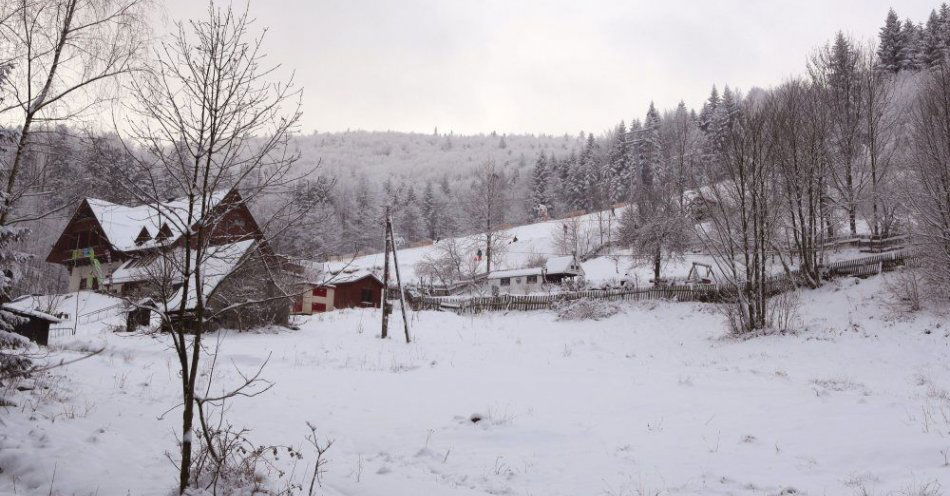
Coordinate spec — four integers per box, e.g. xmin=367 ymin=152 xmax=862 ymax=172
xmin=556 ymin=298 xmax=621 ymax=321
xmin=186 ymin=425 xmax=303 ymax=495
xmin=885 ymin=266 xmax=924 ymax=313
xmin=0 ymin=329 xmax=32 ymax=384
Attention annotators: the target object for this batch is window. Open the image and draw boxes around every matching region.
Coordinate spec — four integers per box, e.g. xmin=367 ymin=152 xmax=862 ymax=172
xmin=79 ymin=277 xmax=88 ymax=290
xmin=312 ymin=287 xmax=327 ymax=297
xmin=526 ymin=275 xmax=538 ymax=284
xmin=360 ymin=288 xmax=374 ymax=303
xmin=500 ymin=278 xmax=510 ymax=286
xmin=311 ymin=302 xmax=327 ymax=312
xmin=292 ymin=296 xmax=303 ymax=313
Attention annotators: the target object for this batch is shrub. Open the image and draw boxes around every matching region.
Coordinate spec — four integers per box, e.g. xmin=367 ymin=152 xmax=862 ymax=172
xmin=556 ymin=298 xmax=621 ymax=321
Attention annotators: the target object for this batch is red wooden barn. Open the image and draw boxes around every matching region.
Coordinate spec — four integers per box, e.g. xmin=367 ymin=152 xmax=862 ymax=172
xmin=292 ymin=269 xmax=383 ymax=315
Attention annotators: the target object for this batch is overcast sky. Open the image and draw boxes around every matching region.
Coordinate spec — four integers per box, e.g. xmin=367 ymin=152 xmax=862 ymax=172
xmin=164 ymin=0 xmax=936 ymax=136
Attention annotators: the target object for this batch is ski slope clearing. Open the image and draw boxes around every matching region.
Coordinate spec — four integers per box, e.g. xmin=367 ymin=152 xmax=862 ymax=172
xmin=2 ymin=275 xmax=948 ymax=495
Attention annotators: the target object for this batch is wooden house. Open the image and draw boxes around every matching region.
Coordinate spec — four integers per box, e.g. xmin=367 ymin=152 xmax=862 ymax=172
xmin=47 ymin=189 xmax=262 ymax=293
xmin=291 ymin=268 xmax=383 ymax=315
xmin=46 ymin=189 xmax=289 ymax=331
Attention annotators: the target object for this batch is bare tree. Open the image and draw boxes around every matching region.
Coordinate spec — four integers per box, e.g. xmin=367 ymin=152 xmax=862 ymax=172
xmin=462 ymin=160 xmax=509 ymax=274
xmin=810 ymin=33 xmax=865 ymax=236
xmin=0 ymin=0 xmax=145 ymax=227
xmin=117 ymin=4 xmax=302 ymax=492
xmin=905 ymin=60 xmax=950 ymax=299
xmin=415 ymin=236 xmax=479 ymax=289
xmin=696 ymin=89 xmax=779 ymax=334
xmin=770 ymin=79 xmax=829 ymax=287
xmin=858 ymin=41 xmax=900 ymax=237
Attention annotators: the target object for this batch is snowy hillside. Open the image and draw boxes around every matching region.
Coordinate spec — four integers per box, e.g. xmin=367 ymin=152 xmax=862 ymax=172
xmin=2 ymin=274 xmax=948 ymax=495
xmin=329 ymin=208 xmax=872 ymax=289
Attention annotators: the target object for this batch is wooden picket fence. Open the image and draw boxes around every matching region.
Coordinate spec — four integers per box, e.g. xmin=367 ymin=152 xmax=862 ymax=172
xmin=405 ymin=249 xmax=914 ymax=315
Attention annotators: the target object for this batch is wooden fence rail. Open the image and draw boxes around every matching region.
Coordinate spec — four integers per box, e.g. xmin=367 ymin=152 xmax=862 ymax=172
xmin=406 ymin=250 xmax=913 ymax=315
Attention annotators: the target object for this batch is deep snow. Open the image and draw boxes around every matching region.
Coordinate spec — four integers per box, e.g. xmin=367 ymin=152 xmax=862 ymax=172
xmin=2 ymin=275 xmax=949 ymax=495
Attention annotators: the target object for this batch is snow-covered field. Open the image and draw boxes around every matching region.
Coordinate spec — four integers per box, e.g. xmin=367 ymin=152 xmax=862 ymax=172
xmin=2 ymin=275 xmax=949 ymax=495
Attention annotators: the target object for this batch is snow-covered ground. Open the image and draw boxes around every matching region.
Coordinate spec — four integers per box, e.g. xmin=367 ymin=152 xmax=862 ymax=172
xmin=2 ymin=274 xmax=949 ymax=495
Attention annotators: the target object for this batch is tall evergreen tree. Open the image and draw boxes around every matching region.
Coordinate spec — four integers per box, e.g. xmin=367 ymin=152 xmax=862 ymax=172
xmin=422 ymin=181 xmax=439 ymax=240
xmin=530 ymin=151 xmax=551 ymax=217
xmin=607 ymin=121 xmax=632 ymax=204
xmin=919 ymin=9 xmax=946 ymax=68
xmin=877 ymin=8 xmax=904 ymax=72
xmin=899 ymin=18 xmax=921 ymax=71
xmin=640 ymin=103 xmax=662 ymax=189
xmin=698 ymin=86 xmax=720 ymax=132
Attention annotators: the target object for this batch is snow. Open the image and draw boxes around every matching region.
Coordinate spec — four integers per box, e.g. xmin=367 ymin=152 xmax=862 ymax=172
xmin=486 ymin=266 xmax=544 ymax=279
xmin=2 ymin=274 xmax=949 ymax=495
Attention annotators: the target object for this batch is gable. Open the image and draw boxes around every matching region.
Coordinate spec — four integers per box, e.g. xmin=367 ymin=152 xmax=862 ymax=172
xmin=46 ymin=200 xmax=117 ymax=264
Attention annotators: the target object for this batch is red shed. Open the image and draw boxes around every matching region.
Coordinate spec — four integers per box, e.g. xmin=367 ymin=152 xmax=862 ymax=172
xmin=291 ymin=269 xmax=383 ymax=315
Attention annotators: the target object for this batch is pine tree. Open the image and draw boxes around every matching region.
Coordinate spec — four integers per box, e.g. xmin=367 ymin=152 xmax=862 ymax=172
xmin=607 ymin=121 xmax=631 ymax=204
xmin=422 ymin=181 xmax=439 ymax=240
xmin=698 ymin=86 xmax=720 ymax=132
xmin=530 ymin=152 xmax=551 ymax=218
xmin=566 ymin=145 xmax=588 ymax=211
xmin=581 ymin=133 xmax=602 ymax=211
xmin=398 ymin=184 xmax=422 ymax=243
xmin=353 ymin=176 xmax=378 ymax=252
xmin=940 ymin=3 xmax=950 ymax=47
xmin=919 ymin=9 xmax=945 ymax=68
xmin=899 ymin=18 xmax=921 ymax=71
xmin=640 ymin=103 xmax=661 ymax=190
xmin=877 ymin=8 xmax=904 ymax=72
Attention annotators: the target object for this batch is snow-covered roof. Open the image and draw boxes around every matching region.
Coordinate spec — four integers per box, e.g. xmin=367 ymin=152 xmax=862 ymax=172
xmin=545 ymin=255 xmax=584 ymax=276
xmin=130 ymin=239 xmax=258 ymax=311
xmin=328 ymin=269 xmax=382 ymax=285
xmin=301 ymin=265 xmax=382 ymax=287
xmin=487 ymin=266 xmax=544 ymax=279
xmin=85 ymin=190 xmax=230 ymax=252
xmin=1 ymin=304 xmax=62 ymax=323
xmin=486 ymin=256 xmax=584 ymax=280
xmin=6 ymin=291 xmax=124 ymax=320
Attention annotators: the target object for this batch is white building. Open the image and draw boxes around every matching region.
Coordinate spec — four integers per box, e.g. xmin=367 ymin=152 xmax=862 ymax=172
xmin=486 ymin=255 xmax=584 ymax=295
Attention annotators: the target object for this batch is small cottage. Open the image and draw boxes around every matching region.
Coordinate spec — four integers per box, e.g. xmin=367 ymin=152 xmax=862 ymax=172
xmin=486 ymin=255 xmax=584 ymax=295
xmin=291 ymin=268 xmax=384 ymax=315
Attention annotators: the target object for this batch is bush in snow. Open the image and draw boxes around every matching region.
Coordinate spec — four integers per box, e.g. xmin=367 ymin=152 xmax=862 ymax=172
xmin=0 ymin=329 xmax=32 ymax=384
xmin=186 ymin=425 xmax=304 ymax=495
xmin=885 ymin=265 xmax=924 ymax=313
xmin=556 ymin=298 xmax=621 ymax=321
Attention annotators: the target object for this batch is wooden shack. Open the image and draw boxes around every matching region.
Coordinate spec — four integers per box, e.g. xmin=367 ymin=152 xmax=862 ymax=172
xmin=1 ymin=306 xmax=62 ymax=346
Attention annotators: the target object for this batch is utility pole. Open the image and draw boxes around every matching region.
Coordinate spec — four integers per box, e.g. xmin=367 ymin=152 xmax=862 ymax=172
xmin=380 ymin=207 xmax=391 ymax=339
xmin=387 ymin=214 xmax=411 ymax=343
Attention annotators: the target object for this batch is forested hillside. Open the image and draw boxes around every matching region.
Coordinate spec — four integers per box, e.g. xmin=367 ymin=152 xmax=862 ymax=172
xmin=11 ymin=3 xmax=950 ymax=303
